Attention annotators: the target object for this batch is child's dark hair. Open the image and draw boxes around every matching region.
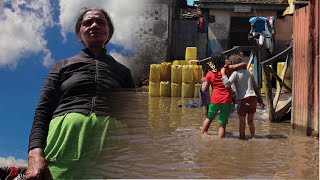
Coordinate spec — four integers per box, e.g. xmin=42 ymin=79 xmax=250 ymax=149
xmin=211 ymin=52 xmax=226 ymax=71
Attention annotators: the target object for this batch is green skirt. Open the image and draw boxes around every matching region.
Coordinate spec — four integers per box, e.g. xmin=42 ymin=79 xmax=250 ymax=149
xmin=44 ymin=112 xmax=124 ymax=179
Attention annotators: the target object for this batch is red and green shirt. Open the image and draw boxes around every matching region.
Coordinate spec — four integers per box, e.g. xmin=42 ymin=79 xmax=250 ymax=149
xmin=204 ymin=66 xmax=233 ymax=104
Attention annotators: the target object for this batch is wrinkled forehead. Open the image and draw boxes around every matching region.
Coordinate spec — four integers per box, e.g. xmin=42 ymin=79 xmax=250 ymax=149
xmin=83 ymin=10 xmax=106 ymax=21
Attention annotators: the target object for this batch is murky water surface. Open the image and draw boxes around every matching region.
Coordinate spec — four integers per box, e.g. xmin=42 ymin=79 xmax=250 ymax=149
xmin=102 ymin=92 xmax=318 ymax=179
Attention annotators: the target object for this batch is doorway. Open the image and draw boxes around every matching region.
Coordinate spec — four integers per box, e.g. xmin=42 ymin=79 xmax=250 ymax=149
xmin=229 ymin=17 xmax=251 ymax=49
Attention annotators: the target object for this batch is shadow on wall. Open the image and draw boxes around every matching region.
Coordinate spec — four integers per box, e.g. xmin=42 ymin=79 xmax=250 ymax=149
xmin=130 ymin=18 xmax=168 ymax=86
xmin=207 ymin=28 xmax=223 ymax=56
xmin=122 ymin=50 xmax=166 ymax=87
xmin=114 ymin=23 xmax=168 ymax=86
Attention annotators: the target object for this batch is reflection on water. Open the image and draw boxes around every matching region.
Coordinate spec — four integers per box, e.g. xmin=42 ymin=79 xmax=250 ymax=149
xmin=101 ymin=92 xmax=318 ymax=179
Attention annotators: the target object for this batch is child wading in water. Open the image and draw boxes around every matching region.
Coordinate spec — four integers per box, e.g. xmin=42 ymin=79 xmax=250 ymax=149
xmin=221 ymin=54 xmax=265 ymax=139
xmin=200 ymin=52 xmax=246 ymax=138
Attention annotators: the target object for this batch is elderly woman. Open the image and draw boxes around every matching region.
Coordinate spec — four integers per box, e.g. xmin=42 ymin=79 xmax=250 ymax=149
xmin=26 ymin=8 xmax=135 ymax=179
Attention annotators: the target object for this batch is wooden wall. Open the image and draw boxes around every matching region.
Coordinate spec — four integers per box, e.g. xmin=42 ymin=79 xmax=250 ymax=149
xmin=292 ymin=0 xmax=319 ymax=136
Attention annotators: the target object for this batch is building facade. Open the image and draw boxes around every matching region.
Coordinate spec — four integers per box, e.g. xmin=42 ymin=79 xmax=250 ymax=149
xmin=199 ymin=0 xmax=292 ymax=55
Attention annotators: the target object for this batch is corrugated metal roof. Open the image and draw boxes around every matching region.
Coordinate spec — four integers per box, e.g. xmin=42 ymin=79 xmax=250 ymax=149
xmin=200 ymin=0 xmax=288 ymax=4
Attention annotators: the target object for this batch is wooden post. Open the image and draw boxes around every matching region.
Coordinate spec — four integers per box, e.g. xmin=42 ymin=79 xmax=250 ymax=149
xmin=312 ymin=0 xmax=319 ymax=136
xmin=263 ymin=66 xmax=275 ymax=122
xmin=256 ymin=47 xmax=261 ymax=87
xmin=255 ymin=46 xmax=266 ymax=88
xmin=273 ymin=54 xmax=290 ymax=108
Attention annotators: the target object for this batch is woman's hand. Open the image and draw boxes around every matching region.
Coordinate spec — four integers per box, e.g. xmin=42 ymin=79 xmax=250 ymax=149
xmin=25 ymin=148 xmax=51 ymax=180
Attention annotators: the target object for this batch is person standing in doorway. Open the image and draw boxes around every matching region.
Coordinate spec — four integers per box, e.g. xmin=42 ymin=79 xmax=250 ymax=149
xmin=198 ymin=15 xmax=205 ymax=33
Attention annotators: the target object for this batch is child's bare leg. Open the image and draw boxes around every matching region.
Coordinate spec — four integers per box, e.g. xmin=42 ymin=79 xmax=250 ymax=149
xmin=247 ymin=113 xmax=255 ymax=138
xmin=205 ymin=104 xmax=209 ymax=116
xmin=239 ymin=115 xmax=246 ymax=139
xmin=201 ymin=118 xmax=212 ymax=134
xmin=218 ymin=124 xmax=226 ymax=138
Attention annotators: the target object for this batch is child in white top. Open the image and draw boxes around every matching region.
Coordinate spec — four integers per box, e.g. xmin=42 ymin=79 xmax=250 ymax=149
xmin=221 ymin=54 xmax=265 ymax=139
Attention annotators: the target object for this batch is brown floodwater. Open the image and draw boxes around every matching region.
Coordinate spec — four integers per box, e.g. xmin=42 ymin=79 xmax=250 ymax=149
xmin=101 ymin=92 xmax=319 ymax=179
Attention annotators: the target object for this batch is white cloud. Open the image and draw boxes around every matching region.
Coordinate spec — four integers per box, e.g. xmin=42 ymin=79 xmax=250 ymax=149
xmin=109 ymin=50 xmax=145 ymax=84
xmin=0 ymin=0 xmax=54 ymax=67
xmin=109 ymin=51 xmax=132 ymax=68
xmin=59 ymin=0 xmax=168 ymax=84
xmin=59 ymin=0 xmax=148 ymax=51
xmin=0 ymin=156 xmax=27 ymax=167
xmin=0 ymin=0 xmax=164 ymax=69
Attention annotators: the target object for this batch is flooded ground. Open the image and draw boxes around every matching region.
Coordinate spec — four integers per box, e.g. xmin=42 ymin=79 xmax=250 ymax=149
xmin=101 ymin=92 xmax=319 ymax=179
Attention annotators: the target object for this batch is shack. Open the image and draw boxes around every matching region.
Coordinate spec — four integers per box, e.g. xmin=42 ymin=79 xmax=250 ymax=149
xmin=197 ymin=0 xmax=293 ymax=56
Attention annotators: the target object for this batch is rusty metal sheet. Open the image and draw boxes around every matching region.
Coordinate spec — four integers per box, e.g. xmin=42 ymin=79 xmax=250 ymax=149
xmin=292 ymin=2 xmax=312 ymax=131
xmin=312 ymin=0 xmax=319 ymax=134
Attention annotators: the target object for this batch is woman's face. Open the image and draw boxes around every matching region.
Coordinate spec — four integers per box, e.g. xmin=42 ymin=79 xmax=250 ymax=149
xmin=79 ymin=10 xmax=109 ymax=48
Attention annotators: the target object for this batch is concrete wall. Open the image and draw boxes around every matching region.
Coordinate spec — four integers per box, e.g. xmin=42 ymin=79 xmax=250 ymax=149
xmin=208 ymin=10 xmax=231 ymax=52
xmin=274 ymin=16 xmax=293 ymax=54
xmin=128 ymin=2 xmax=169 ymax=85
xmin=207 ymin=9 xmax=293 ymax=54
xmin=132 ymin=3 xmax=168 ymax=62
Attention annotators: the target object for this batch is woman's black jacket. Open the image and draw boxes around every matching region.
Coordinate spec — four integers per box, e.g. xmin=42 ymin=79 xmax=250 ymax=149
xmin=28 ymin=48 xmax=135 ymax=151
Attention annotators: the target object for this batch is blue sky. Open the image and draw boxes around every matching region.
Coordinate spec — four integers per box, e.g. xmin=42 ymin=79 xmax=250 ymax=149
xmin=187 ymin=0 xmax=195 ymax=6
xmin=0 ymin=0 xmax=195 ymax=166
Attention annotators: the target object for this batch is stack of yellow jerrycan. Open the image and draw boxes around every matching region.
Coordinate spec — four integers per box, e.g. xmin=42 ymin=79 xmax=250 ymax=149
xmin=148 ymin=47 xmax=203 ymax=97
xmin=193 ymin=63 xmax=202 ymax=98
xmin=181 ymin=64 xmax=194 ymax=98
xmin=149 ymin=64 xmax=161 ymax=97
xmin=171 ymin=64 xmax=182 ymax=97
xmin=159 ymin=62 xmax=172 ymax=97
xmin=185 ymin=47 xmax=197 ymax=61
